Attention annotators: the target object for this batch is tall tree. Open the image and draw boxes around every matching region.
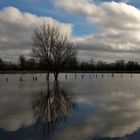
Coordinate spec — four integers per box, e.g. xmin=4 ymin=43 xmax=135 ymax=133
xmin=32 ymin=23 xmax=78 ymax=80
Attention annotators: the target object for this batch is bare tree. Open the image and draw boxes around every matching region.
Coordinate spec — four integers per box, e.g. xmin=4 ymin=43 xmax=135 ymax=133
xmin=32 ymin=23 xmax=78 ymax=80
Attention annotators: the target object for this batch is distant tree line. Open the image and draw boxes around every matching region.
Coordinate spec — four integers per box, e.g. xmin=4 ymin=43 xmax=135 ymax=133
xmin=0 ymin=55 xmax=78 ymax=71
xmin=0 ymin=56 xmax=140 ymax=72
xmin=0 ymin=23 xmax=140 ymax=73
xmin=79 ymin=59 xmax=140 ymax=71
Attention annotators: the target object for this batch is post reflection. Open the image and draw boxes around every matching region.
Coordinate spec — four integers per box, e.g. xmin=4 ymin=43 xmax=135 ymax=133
xmin=32 ymin=80 xmax=77 ymax=136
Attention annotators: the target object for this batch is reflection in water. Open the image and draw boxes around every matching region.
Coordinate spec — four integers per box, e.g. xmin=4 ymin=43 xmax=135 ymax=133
xmin=32 ymin=80 xmax=77 ymax=135
xmin=2 ymin=74 xmax=140 ymax=140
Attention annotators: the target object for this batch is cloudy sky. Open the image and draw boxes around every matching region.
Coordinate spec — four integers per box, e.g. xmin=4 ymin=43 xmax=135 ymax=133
xmin=1 ymin=0 xmax=140 ymax=62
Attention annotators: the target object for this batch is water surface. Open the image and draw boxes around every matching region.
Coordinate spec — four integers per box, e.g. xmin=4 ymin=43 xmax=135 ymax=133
xmin=0 ymin=73 xmax=140 ymax=140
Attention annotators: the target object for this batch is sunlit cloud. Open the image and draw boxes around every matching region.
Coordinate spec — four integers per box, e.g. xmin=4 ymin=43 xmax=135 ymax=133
xmin=0 ymin=6 xmax=73 ymax=62
xmin=55 ymin=0 xmax=140 ymax=62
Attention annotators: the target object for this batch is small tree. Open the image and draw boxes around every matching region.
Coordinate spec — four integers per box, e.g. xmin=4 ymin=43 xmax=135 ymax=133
xmin=89 ymin=57 xmax=95 ymax=70
xmin=0 ymin=58 xmax=5 ymax=70
xmin=27 ymin=58 xmax=37 ymax=70
xmin=32 ymin=23 xmax=78 ymax=80
xmin=19 ymin=55 xmax=26 ymax=70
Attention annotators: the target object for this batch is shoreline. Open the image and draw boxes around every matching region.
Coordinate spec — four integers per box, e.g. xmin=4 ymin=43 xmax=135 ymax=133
xmin=0 ymin=70 xmax=140 ymax=74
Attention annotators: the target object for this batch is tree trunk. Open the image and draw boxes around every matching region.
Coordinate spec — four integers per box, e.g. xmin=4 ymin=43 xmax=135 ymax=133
xmin=47 ymin=75 xmax=50 ymax=93
xmin=54 ymin=72 xmax=58 ymax=81
xmin=47 ymin=72 xmax=49 ymax=81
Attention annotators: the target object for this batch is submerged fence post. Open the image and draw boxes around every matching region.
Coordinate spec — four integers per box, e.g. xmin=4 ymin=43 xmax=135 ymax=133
xmin=111 ymin=73 xmax=114 ymax=78
xmin=6 ymin=77 xmax=8 ymax=82
xmin=75 ymin=74 xmax=76 ymax=79
xmin=35 ymin=77 xmax=37 ymax=81
xmin=65 ymin=74 xmax=67 ymax=80
xmin=81 ymin=74 xmax=83 ymax=79
xmin=20 ymin=77 xmax=23 ymax=81
xmin=89 ymin=74 xmax=91 ymax=79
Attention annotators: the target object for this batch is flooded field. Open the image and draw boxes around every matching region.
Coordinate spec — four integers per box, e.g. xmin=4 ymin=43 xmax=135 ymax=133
xmin=0 ymin=73 xmax=140 ymax=140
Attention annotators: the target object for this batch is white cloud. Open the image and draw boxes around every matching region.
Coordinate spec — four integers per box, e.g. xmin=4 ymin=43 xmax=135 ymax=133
xmin=0 ymin=6 xmax=73 ymax=62
xmin=55 ymin=0 xmax=140 ymax=62
xmin=1 ymin=1 xmax=140 ymax=62
xmin=54 ymin=0 xmax=98 ymax=16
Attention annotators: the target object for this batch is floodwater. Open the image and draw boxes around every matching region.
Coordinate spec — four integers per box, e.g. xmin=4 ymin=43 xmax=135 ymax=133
xmin=0 ymin=73 xmax=140 ymax=140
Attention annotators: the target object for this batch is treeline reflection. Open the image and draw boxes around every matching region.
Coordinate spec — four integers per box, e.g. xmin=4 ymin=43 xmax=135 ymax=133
xmin=32 ymin=80 xmax=77 ymax=136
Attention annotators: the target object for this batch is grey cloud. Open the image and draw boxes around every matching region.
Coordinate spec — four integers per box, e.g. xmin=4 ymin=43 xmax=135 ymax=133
xmin=0 ymin=6 xmax=73 ymax=62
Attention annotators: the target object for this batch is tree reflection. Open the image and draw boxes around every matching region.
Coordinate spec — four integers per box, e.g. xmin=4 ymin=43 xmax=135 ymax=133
xmin=32 ymin=80 xmax=77 ymax=136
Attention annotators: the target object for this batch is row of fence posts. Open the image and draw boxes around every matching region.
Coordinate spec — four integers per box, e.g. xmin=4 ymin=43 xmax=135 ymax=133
xmin=2 ymin=73 xmax=133 ymax=82
xmin=65 ymin=73 xmax=133 ymax=79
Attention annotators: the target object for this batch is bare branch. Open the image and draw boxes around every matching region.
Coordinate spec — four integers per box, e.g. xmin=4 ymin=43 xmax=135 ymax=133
xmin=32 ymin=22 xmax=78 ymax=80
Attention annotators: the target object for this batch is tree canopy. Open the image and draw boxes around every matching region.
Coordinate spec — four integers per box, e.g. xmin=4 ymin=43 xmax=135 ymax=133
xmin=32 ymin=23 xmax=78 ymax=80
